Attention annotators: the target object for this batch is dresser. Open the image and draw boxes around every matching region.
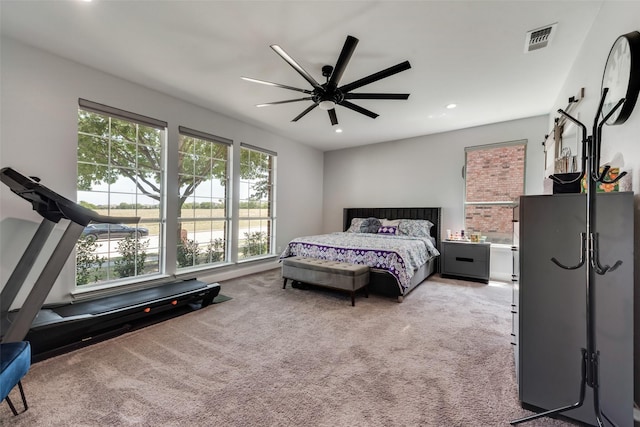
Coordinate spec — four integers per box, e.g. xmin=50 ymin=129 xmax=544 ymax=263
xmin=515 ymin=192 xmax=634 ymax=426
xmin=441 ymin=240 xmax=490 ymax=283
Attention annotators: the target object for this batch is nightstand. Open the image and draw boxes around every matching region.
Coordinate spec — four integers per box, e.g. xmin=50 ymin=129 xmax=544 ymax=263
xmin=441 ymin=240 xmax=490 ymax=283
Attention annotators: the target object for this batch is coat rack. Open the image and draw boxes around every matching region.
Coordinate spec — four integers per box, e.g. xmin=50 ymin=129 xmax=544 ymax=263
xmin=511 ymin=88 xmax=626 ymax=427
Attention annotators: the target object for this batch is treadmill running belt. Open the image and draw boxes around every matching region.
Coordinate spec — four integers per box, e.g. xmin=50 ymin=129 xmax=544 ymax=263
xmin=52 ymin=280 xmax=211 ymax=317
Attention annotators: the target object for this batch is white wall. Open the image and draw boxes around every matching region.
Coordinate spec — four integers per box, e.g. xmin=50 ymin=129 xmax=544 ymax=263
xmin=548 ymin=2 xmax=640 ymax=409
xmin=0 ymin=37 xmax=324 ymax=307
xmin=322 ymin=115 xmax=548 ymax=281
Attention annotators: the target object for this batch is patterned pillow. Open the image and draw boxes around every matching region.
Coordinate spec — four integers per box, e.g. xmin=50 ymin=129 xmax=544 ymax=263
xmin=360 ymin=217 xmax=382 ymax=233
xmin=377 ymin=225 xmax=398 ymax=235
xmin=381 ymin=218 xmax=400 ymax=227
xmin=346 ymin=218 xmax=365 ymax=233
xmin=346 ymin=217 xmax=382 ymax=233
xmin=398 ymin=219 xmax=434 ymax=237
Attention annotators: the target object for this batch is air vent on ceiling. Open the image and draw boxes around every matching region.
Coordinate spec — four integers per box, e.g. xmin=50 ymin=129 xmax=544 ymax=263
xmin=524 ymin=23 xmax=557 ymax=53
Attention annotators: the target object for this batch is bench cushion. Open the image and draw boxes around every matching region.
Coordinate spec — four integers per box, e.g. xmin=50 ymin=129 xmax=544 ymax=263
xmin=282 ymin=257 xmax=369 ymax=306
xmin=282 ymin=257 xmax=369 ymax=292
xmin=283 ymin=256 xmax=369 ymax=276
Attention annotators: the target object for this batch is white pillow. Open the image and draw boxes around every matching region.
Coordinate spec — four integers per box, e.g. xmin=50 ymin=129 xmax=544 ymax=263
xmin=346 ymin=218 xmax=365 ymax=233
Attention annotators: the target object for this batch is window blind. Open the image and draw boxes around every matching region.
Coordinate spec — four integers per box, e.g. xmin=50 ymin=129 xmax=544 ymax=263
xmin=78 ymin=98 xmax=167 ymax=129
xmin=179 ymin=126 xmax=232 ymax=146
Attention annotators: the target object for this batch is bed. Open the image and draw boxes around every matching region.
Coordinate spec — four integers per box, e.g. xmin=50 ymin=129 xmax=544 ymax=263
xmin=280 ymin=207 xmax=441 ymax=302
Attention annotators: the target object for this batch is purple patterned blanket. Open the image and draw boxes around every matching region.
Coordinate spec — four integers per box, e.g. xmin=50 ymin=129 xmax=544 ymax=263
xmin=280 ymin=232 xmax=440 ymax=293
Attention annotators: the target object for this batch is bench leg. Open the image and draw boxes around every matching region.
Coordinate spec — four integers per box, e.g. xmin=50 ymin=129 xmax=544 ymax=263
xmin=17 ymin=381 xmax=28 ymax=412
xmin=351 ymin=286 xmax=368 ymax=306
xmin=5 ymin=396 xmax=18 ymax=416
xmin=5 ymin=381 xmax=27 ymax=415
xmin=282 ymin=278 xmax=287 ymax=289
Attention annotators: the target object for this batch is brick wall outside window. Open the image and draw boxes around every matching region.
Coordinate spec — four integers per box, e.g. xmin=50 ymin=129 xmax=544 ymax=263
xmin=464 ymin=143 xmax=525 ymax=244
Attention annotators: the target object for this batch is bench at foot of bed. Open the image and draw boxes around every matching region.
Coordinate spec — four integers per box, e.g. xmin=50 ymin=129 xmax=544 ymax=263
xmin=282 ymin=257 xmax=370 ymax=306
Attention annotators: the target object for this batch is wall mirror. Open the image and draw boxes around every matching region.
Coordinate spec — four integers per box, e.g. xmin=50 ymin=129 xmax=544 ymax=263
xmin=553 ymin=118 xmax=578 ymax=174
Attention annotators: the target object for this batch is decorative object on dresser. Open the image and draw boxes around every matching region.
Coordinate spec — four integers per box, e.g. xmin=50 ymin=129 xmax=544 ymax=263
xmin=440 ymin=241 xmax=490 ymax=283
xmin=280 ymin=207 xmax=441 ymax=303
xmin=512 ymin=31 xmax=639 ymax=427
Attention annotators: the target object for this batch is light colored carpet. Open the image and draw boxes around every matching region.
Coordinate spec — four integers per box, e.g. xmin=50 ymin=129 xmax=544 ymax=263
xmin=2 ymin=269 xmax=574 ymax=426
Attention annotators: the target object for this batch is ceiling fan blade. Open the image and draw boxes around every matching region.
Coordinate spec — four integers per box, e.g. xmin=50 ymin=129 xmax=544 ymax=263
xmin=271 ymin=44 xmax=324 ymax=91
xmin=256 ymin=98 xmax=313 ymax=107
xmin=344 ymin=93 xmax=410 ymax=100
xmin=292 ymin=103 xmax=319 ymax=122
xmin=328 ymin=108 xmax=338 ymax=126
xmin=340 ymin=100 xmax=379 ymax=119
xmin=328 ymin=35 xmax=358 ymax=89
xmin=339 ymin=60 xmax=411 ymax=93
xmin=241 ymin=77 xmax=313 ymax=94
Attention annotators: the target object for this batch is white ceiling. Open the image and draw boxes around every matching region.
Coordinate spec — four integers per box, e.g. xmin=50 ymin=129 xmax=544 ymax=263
xmin=0 ymin=0 xmax=604 ymax=151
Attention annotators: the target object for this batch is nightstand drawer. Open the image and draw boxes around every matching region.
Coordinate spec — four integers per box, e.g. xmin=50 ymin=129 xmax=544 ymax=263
xmin=444 ymin=242 xmax=488 ymax=262
xmin=444 ymin=254 xmax=487 ymax=277
xmin=441 ymin=241 xmax=490 ymax=282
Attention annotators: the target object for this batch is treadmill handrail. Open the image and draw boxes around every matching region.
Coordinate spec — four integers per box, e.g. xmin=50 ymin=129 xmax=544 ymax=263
xmin=1 ymin=167 xmax=140 ymax=226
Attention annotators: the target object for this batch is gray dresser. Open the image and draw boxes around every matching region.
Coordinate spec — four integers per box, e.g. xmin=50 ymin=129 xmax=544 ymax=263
xmin=515 ymin=192 xmax=634 ymax=426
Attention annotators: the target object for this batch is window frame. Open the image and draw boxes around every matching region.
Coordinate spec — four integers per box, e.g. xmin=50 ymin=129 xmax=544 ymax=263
xmin=76 ymin=99 xmax=167 ymax=287
xmin=75 ymin=100 xmax=279 ymax=293
xmin=237 ymin=143 xmax=277 ymax=261
xmin=463 ymin=140 xmax=526 ymax=244
xmin=176 ymin=126 xmax=232 ymax=271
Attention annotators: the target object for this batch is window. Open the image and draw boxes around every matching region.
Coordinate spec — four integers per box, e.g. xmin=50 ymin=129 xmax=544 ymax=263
xmin=238 ymin=143 xmax=276 ymax=260
xmin=76 ymin=100 xmax=278 ymax=290
xmin=177 ymin=127 xmax=231 ymax=269
xmin=76 ymin=99 xmax=166 ymax=286
xmin=464 ymin=141 xmax=526 ymax=244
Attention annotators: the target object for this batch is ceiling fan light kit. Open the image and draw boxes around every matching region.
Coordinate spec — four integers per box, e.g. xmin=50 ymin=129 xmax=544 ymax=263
xmin=318 ymin=100 xmax=336 ymax=111
xmin=242 ymin=35 xmax=411 ymax=126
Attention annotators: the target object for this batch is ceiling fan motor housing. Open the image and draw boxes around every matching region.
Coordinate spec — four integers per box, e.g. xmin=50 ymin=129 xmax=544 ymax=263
xmin=322 ymin=65 xmax=334 ymax=78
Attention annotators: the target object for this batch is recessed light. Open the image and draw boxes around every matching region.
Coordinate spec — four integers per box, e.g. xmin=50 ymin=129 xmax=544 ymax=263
xmin=335 ymin=128 xmax=343 ymax=133
xmin=446 ymin=103 xmax=457 ymax=109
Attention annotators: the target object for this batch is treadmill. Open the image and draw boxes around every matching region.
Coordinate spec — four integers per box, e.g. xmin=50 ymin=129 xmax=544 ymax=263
xmin=0 ymin=167 xmax=220 ymax=356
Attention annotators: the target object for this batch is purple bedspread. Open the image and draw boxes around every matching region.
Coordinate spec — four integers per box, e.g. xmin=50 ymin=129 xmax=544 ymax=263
xmin=280 ymin=232 xmax=439 ymax=293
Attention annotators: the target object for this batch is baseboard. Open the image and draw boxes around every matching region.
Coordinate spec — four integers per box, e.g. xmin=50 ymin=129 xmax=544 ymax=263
xmin=200 ymin=260 xmax=280 ymax=284
xmin=490 ymin=272 xmax=512 ymax=282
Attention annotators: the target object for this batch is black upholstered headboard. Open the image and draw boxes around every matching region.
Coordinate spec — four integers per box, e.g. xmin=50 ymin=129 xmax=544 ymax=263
xmin=343 ymin=207 xmax=442 ymax=251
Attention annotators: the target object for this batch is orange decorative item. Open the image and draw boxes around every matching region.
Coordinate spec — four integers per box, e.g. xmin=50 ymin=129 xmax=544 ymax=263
xmin=581 ymin=167 xmax=620 ymax=193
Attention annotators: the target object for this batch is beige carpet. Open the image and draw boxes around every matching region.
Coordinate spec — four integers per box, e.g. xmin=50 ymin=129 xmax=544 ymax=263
xmin=1 ymin=269 xmax=574 ymax=426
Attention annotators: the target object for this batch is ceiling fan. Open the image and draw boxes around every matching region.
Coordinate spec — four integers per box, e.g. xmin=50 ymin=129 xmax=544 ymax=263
xmin=241 ymin=35 xmax=411 ymax=126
